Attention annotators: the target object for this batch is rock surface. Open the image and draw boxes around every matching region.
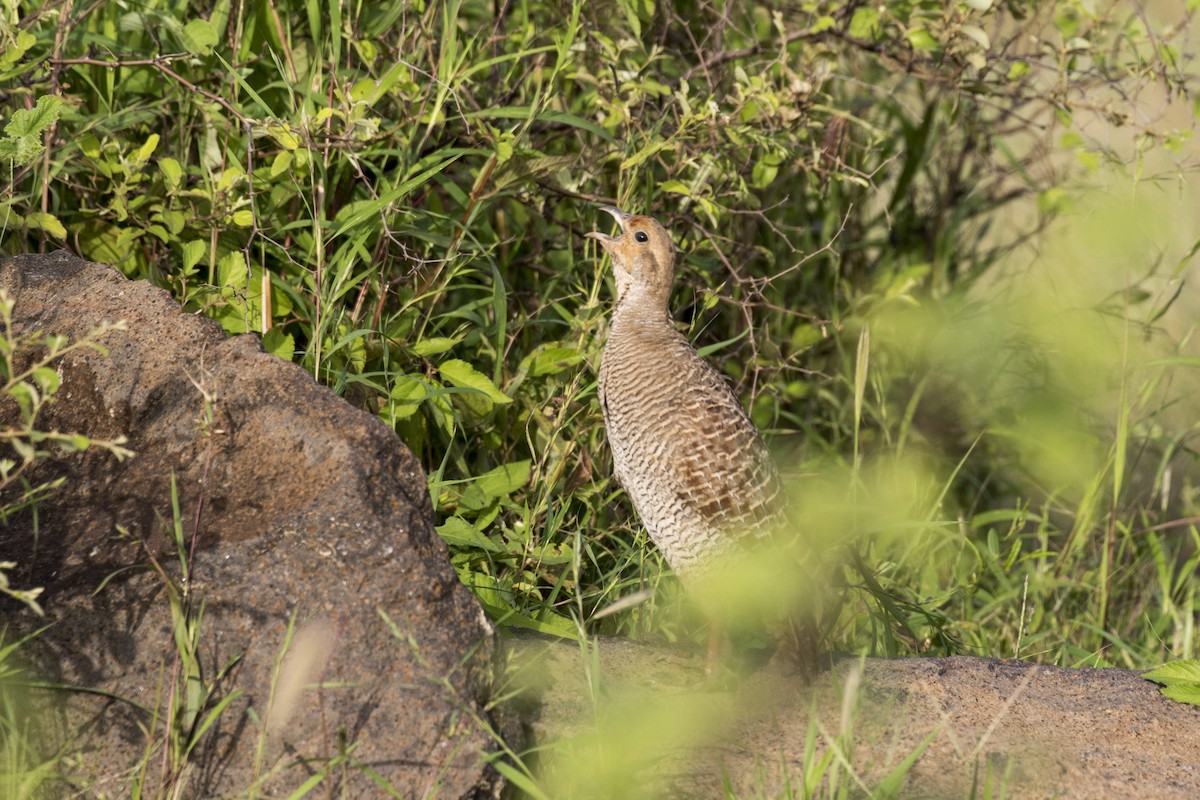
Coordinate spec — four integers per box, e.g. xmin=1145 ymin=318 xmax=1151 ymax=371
xmin=0 ymin=252 xmax=501 ymax=797
xmin=511 ymin=633 xmax=1200 ymax=799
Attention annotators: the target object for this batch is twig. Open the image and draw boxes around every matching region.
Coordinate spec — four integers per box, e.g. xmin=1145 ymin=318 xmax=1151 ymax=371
xmin=50 ymin=55 xmax=252 ymax=123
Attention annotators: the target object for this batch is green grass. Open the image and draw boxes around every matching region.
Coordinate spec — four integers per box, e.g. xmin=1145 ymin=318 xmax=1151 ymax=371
xmin=1 ymin=0 xmax=1199 ymax=795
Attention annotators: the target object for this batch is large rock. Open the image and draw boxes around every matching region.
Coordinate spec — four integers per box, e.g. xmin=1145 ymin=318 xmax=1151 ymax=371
xmin=514 ymin=634 xmax=1200 ymax=798
xmin=0 ymin=252 xmax=502 ymax=797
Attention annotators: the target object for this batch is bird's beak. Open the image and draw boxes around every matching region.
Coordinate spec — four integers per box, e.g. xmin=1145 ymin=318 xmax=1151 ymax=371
xmin=585 ymin=205 xmax=630 ymax=243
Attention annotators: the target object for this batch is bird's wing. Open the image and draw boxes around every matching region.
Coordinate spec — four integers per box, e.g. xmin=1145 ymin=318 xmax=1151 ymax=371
xmin=666 ymin=345 xmax=784 ymax=539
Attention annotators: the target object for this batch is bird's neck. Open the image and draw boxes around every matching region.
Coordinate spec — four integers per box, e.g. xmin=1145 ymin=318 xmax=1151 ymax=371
xmin=612 ymin=283 xmax=673 ymax=330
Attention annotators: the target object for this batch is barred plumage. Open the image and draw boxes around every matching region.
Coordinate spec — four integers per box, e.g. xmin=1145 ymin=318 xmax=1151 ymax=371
xmin=587 ymin=207 xmax=784 ymax=582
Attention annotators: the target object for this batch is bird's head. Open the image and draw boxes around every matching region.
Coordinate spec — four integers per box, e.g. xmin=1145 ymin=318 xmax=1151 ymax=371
xmin=585 ymin=206 xmax=676 ymax=306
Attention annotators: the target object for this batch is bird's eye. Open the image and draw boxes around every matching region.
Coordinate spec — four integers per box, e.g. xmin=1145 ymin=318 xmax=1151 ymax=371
xmin=634 ymin=231 xmax=649 ymax=243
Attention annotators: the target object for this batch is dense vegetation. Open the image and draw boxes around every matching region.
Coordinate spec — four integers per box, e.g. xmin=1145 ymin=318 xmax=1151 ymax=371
xmin=1 ymin=0 xmax=1199 ymax=794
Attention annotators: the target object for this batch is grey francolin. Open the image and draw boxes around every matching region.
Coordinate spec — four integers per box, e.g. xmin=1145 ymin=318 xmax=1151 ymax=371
xmin=586 ymin=206 xmax=817 ymax=674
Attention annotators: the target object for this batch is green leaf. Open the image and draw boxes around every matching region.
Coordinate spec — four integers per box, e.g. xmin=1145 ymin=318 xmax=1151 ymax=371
xmin=159 ymin=157 xmax=183 ymax=187
xmin=261 ymin=328 xmax=295 ymax=359
xmin=1 ymin=96 xmax=62 ymax=166
xmin=269 ymin=151 xmax=292 ymax=178
xmin=385 ymin=376 xmax=428 ymax=422
xmin=530 ymin=540 xmax=574 ymax=566
xmin=181 ymin=18 xmax=218 ymax=55
xmin=11 ymin=438 xmax=34 ymax=463
xmin=439 ymin=359 xmax=512 ymax=405
xmin=908 ymin=29 xmax=940 ymax=52
xmin=436 ymin=516 xmax=502 ymax=551
xmin=1143 ymin=659 xmax=1200 ymax=687
xmin=24 ymin=212 xmax=66 ymax=239
xmin=464 ymin=107 xmax=614 ymax=142
xmin=1161 ymin=684 xmax=1200 ymax=706
xmin=136 ymin=133 xmax=159 ymax=163
xmin=79 ymin=134 xmax=101 ymax=159
xmin=659 ymin=180 xmax=691 ymax=196
xmin=615 ymin=0 xmax=655 ymax=36
xmin=1037 ymin=187 xmax=1070 ymax=214
xmin=31 ymin=367 xmax=60 ymax=395
xmin=412 ymin=337 xmax=462 ymax=357
xmin=218 ymin=251 xmax=248 ymax=290
xmin=4 ymin=95 xmax=61 ymax=140
xmin=848 ymin=6 xmax=881 ymax=39
xmin=530 ymin=346 xmax=582 ymax=377
xmin=621 ymin=139 xmax=670 ymax=170
xmin=476 ymin=460 xmax=531 ymax=498
xmin=266 ymin=124 xmax=300 ymax=151
xmin=478 ymin=599 xmax=578 ymax=638
xmin=181 ymin=240 xmax=207 ymax=273
xmin=0 ymin=29 xmax=35 ymax=68
xmin=160 ymin=210 xmax=186 ymax=235
xmin=62 ymin=434 xmax=91 ymax=451
xmin=8 ymin=381 xmax=38 ymax=415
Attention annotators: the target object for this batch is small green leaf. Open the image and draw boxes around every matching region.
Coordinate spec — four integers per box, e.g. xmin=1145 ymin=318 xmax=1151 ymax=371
xmin=476 ymin=460 xmax=531 ymax=499
xmin=908 ymin=29 xmax=940 ymax=52
xmin=267 ymin=124 xmax=300 ymax=151
xmin=11 ymin=438 xmax=34 ymax=463
xmin=621 ymin=139 xmax=670 ymax=171
xmin=848 ymin=6 xmax=881 ymax=39
xmin=385 ymin=376 xmax=428 ymax=422
xmin=438 ymin=359 xmax=512 ymax=405
xmin=811 ymin=15 xmax=836 ymax=33
xmin=269 ymin=151 xmax=292 ymax=178
xmin=1037 ymin=187 xmax=1070 ymax=214
xmin=457 ymin=484 xmax=493 ymax=513
xmin=4 ymin=95 xmax=62 ymax=140
xmin=436 ymin=516 xmax=502 ymax=551
xmin=160 ymin=210 xmax=186 ymax=235
xmin=412 ymin=337 xmax=462 ymax=357
xmin=136 ymin=133 xmax=159 ymax=163
xmin=531 ymin=541 xmax=574 ymax=566
xmin=181 ymin=240 xmax=207 ymax=273
xmin=160 ymin=157 xmax=183 ymax=187
xmin=181 ymin=18 xmax=218 ymax=55
xmin=261 ymin=328 xmax=295 ymax=359
xmin=31 ymin=367 xmax=60 ymax=395
xmin=62 ymin=434 xmax=91 ymax=451
xmin=24 ymin=212 xmax=66 ymax=239
xmin=218 ymin=251 xmax=248 ymax=290
xmin=530 ymin=346 xmax=582 ymax=377
xmin=1143 ymin=659 xmax=1200 ymax=686
xmin=8 ymin=381 xmax=38 ymax=412
xmin=1 ymin=96 xmax=62 ymax=166
xmin=1161 ymin=684 xmax=1200 ymax=706
xmin=79 ymin=134 xmax=101 ymax=159
xmin=350 ymin=78 xmax=378 ymax=104
xmin=231 ymin=209 xmax=254 ymax=227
